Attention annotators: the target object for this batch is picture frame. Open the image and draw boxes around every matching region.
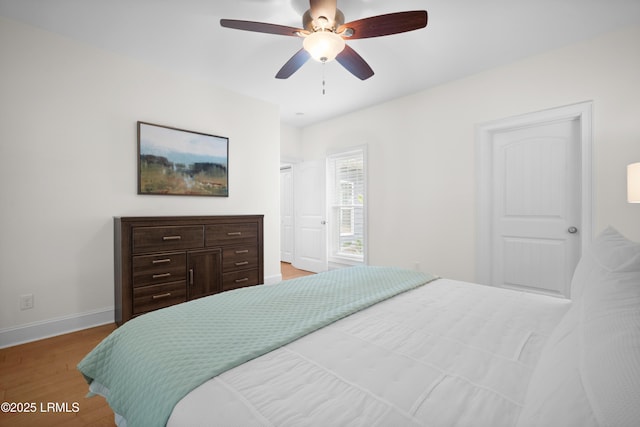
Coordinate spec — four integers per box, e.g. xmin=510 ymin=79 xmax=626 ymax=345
xmin=137 ymin=121 xmax=229 ymax=197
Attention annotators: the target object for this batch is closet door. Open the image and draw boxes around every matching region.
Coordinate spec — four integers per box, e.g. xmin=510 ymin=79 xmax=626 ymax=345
xmin=187 ymin=249 xmax=222 ymax=300
xmin=476 ymin=102 xmax=593 ymax=298
xmin=490 ymin=119 xmax=581 ymax=297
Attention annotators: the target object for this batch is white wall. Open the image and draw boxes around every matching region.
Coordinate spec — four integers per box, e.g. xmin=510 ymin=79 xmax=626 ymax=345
xmin=0 ymin=17 xmax=281 ymax=344
xmin=298 ymin=25 xmax=640 ymax=281
xmin=280 ymin=124 xmax=303 ymax=163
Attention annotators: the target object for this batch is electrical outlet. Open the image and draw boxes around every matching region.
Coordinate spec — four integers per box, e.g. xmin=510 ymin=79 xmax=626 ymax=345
xmin=20 ymin=294 xmax=34 ymax=310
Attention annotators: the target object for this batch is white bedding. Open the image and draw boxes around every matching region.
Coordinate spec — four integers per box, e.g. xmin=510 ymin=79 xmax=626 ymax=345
xmin=92 ymin=227 xmax=638 ymax=426
xmin=168 ymin=278 xmax=571 ymax=427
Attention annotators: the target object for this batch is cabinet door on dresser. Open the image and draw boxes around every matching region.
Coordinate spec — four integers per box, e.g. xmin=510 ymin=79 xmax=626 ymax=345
xmin=187 ymin=249 xmax=222 ymax=300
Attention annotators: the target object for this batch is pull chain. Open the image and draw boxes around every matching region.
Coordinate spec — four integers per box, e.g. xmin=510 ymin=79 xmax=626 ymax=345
xmin=322 ymin=61 xmax=326 ymax=95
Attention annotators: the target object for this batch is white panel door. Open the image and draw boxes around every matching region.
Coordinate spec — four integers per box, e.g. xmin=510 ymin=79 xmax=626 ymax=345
xmin=280 ymin=168 xmax=294 ymax=263
xmin=293 ymin=160 xmax=327 ymax=273
xmin=491 ymin=118 xmax=581 ymax=297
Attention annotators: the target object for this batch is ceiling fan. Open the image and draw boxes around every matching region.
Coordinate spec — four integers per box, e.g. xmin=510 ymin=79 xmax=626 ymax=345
xmin=220 ymin=0 xmax=428 ymax=80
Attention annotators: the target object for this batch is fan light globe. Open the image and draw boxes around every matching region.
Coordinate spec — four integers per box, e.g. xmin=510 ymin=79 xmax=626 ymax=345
xmin=303 ymin=31 xmax=345 ymax=63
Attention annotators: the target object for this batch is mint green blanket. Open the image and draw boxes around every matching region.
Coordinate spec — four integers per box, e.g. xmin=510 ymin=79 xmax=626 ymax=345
xmin=78 ymin=266 xmax=437 ymax=427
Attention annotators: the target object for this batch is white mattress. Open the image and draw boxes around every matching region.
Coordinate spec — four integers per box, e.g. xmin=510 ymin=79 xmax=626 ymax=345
xmin=168 ymin=278 xmax=570 ymax=427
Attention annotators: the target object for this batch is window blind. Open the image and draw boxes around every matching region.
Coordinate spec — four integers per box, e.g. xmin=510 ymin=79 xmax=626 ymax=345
xmin=327 ymin=148 xmax=366 ymax=263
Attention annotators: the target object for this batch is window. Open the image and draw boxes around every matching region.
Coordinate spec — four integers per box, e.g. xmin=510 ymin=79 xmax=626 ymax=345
xmin=327 ymin=147 xmax=366 ymax=264
xmin=340 ymin=181 xmax=355 ymax=236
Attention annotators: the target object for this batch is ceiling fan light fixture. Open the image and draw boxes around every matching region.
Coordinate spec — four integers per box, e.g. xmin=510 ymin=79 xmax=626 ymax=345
xmin=303 ymin=31 xmax=345 ymax=63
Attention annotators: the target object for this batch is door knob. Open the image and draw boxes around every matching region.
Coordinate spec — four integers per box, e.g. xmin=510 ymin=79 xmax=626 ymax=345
xmin=568 ymin=226 xmax=578 ymax=234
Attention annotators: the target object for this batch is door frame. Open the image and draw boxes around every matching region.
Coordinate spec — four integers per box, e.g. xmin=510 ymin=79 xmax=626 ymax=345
xmin=475 ymin=101 xmax=594 ymax=288
xmin=280 ymin=165 xmax=294 ymax=263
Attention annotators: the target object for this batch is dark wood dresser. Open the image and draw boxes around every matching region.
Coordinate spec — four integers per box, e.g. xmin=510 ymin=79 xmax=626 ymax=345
xmin=114 ymin=215 xmax=264 ymax=325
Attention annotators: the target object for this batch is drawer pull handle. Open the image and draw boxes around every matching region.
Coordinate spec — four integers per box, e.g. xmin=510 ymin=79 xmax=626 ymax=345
xmin=152 ymin=258 xmax=171 ymax=264
xmin=227 ymin=232 xmax=242 ymax=236
xmin=235 ymin=278 xmax=249 ymax=283
xmin=152 ymin=292 xmax=172 ymax=300
xmin=235 ymin=250 xmax=249 ymax=254
xmin=189 ymin=269 xmax=194 ymax=286
xmin=152 ymin=273 xmax=171 ymax=279
xmin=162 ymin=235 xmax=182 ymax=241
xmin=235 ymin=261 xmax=249 ymax=266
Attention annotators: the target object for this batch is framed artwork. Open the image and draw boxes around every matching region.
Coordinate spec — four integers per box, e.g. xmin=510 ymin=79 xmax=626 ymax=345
xmin=137 ymin=121 xmax=229 ymax=197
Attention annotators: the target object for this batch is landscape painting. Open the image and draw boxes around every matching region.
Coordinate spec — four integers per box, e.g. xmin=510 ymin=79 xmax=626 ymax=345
xmin=137 ymin=122 xmax=228 ymax=196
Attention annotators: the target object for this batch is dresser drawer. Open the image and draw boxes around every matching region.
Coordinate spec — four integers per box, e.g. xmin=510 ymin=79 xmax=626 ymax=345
xmin=222 ymin=269 xmax=259 ymax=292
xmin=132 ymin=252 xmax=186 ymax=287
xmin=222 ymin=246 xmax=258 ymax=272
xmin=206 ymin=223 xmax=258 ymax=246
xmin=132 ymin=226 xmax=204 ymax=254
xmin=133 ymin=281 xmax=186 ymax=315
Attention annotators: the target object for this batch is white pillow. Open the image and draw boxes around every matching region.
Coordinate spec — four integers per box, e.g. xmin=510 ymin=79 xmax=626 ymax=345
xmin=518 ymin=227 xmax=640 ymax=427
xmin=579 ymin=228 xmax=640 ymax=427
xmin=570 ymin=226 xmax=640 ymax=299
xmin=515 ymin=299 xmax=599 ymax=427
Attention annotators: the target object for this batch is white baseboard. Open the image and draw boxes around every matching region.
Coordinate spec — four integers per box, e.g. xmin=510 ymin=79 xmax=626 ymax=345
xmin=0 ymin=307 xmax=114 ymax=349
xmin=264 ymin=273 xmax=283 ymax=285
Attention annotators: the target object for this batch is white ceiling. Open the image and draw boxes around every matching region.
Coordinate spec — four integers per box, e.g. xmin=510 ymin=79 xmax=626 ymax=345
xmin=1 ymin=0 xmax=639 ymax=127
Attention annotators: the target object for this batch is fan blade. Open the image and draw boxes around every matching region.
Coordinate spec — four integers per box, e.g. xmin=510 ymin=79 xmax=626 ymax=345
xmin=310 ymin=0 xmax=337 ymax=21
xmin=338 ymin=10 xmax=427 ymax=39
xmin=335 ymin=45 xmax=374 ymax=80
xmin=276 ymin=49 xmax=311 ymax=79
xmin=220 ymin=19 xmax=304 ymax=37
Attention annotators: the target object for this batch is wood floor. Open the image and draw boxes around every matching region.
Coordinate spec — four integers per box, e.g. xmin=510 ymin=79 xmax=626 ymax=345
xmin=280 ymin=261 xmax=314 ymax=279
xmin=0 ymin=263 xmax=312 ymax=427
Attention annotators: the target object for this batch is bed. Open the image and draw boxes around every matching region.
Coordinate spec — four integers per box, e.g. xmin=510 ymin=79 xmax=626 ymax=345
xmin=79 ymin=227 xmax=640 ymax=427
